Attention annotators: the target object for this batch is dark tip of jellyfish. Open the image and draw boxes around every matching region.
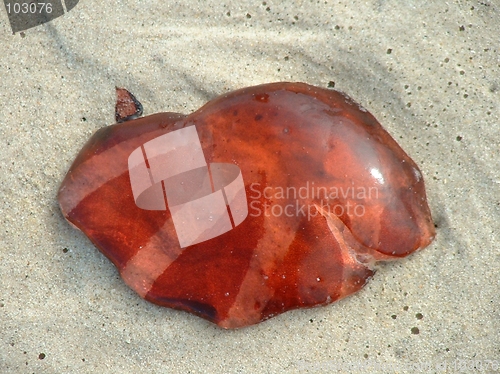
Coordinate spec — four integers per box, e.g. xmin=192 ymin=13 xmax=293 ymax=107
xmin=115 ymin=87 xmax=144 ymax=123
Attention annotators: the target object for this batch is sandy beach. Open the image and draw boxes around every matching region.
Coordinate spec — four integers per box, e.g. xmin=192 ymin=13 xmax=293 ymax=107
xmin=1 ymin=1 xmax=499 ymax=372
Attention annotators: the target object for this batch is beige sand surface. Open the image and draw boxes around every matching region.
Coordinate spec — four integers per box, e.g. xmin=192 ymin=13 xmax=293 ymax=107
xmin=1 ymin=1 xmax=499 ymax=373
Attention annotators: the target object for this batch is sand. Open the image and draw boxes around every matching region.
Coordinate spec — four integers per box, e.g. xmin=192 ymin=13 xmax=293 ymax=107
xmin=1 ymin=1 xmax=499 ymax=373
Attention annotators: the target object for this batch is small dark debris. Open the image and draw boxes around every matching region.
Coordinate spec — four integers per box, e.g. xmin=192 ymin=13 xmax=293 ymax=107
xmin=411 ymin=327 xmax=420 ymax=335
xmin=39 ymin=353 xmax=46 ymax=360
xmin=81 ymin=117 xmax=87 ymax=122
xmin=63 ymin=248 xmax=69 ymax=253
xmin=459 ymin=70 xmax=465 ymax=75
xmin=456 ymin=135 xmax=463 ymax=141
xmin=226 ymin=11 xmax=231 ymax=16
xmin=459 ymin=25 xmax=465 ymax=31
xmin=364 ymin=353 xmax=369 ymax=359
xmin=334 ymin=25 xmax=340 ymax=30
xmin=444 ymin=57 xmax=450 ymax=63
xmin=416 ymin=313 xmax=423 ymax=319
xmin=387 ymin=48 xmax=392 ymax=54
xmin=309 ymin=319 xmax=314 ymax=323
xmin=403 ymin=306 xmax=409 ymax=311
xmin=328 ymin=81 xmax=335 ymax=88
xmin=391 ymin=314 xmax=397 ymax=319
xmin=284 ymin=56 xmax=289 ymax=61
xmin=246 ymin=13 xmax=252 ymax=19
xmin=115 ymin=87 xmax=143 ymax=123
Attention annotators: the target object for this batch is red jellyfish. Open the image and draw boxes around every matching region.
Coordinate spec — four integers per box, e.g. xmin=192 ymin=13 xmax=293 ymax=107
xmin=58 ymin=83 xmax=435 ymax=328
